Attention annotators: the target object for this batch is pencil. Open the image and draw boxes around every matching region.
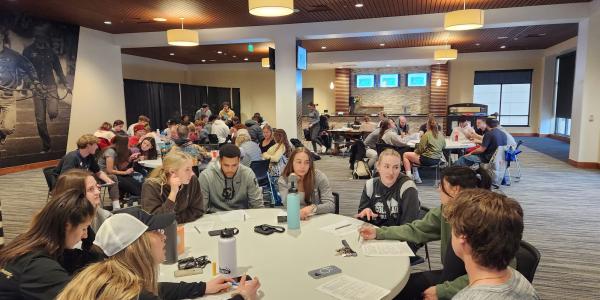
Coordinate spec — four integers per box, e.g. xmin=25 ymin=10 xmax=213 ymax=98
xmin=194 ymin=226 xmax=201 ymax=235
xmin=335 ymin=223 xmax=352 ymax=230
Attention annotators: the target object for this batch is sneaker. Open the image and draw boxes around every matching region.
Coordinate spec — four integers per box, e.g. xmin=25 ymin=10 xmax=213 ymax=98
xmin=410 ymin=174 xmax=423 ymax=184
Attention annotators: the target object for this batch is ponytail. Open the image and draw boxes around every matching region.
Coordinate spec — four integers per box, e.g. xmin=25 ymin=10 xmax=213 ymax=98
xmin=440 ymin=165 xmax=492 ymax=196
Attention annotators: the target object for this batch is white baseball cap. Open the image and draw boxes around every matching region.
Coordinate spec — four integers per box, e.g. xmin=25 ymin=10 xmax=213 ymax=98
xmin=93 ymin=207 xmax=175 ymax=257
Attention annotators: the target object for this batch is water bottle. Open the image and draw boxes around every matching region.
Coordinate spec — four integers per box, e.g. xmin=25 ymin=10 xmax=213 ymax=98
xmin=286 ymin=174 xmax=301 ymax=230
xmin=218 ymin=228 xmax=239 ymax=278
xmin=164 ymin=220 xmax=178 ymax=264
xmin=454 ymin=131 xmax=459 ymax=142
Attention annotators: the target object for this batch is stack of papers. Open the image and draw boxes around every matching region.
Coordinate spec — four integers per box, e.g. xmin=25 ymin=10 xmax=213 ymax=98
xmin=316 ymin=275 xmax=390 ymax=300
xmin=320 ymin=220 xmax=363 ymax=236
xmin=360 ymin=240 xmax=415 ymax=257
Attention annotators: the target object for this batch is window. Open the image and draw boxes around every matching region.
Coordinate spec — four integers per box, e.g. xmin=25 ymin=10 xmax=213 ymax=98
xmin=356 ymin=74 xmax=375 ymax=88
xmin=473 ymin=70 xmax=532 ymax=126
xmin=380 ymin=74 xmax=399 ymax=87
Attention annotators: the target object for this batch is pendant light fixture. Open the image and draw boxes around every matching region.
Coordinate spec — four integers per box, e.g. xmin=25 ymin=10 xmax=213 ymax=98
xmin=434 ymin=32 xmax=458 ymax=61
xmin=249 ymin=0 xmax=294 ymax=17
xmin=329 ymin=81 xmax=335 ymax=90
xmin=167 ymin=18 xmax=199 ymax=46
xmin=444 ymin=0 xmax=484 ymax=31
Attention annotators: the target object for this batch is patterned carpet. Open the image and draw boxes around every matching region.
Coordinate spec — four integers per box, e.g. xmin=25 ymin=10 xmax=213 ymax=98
xmin=1 ymin=144 xmax=599 ymax=299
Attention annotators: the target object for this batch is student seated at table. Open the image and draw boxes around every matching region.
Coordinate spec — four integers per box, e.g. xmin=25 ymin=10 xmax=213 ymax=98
xmin=99 ymin=134 xmax=142 ymax=197
xmin=379 ymin=119 xmax=408 ymax=147
xmin=355 ymin=149 xmax=420 ymax=227
xmin=212 ymin=116 xmax=231 ymax=144
xmin=129 ymin=124 xmax=147 ymax=147
xmin=236 ymin=129 xmax=262 ymax=167
xmin=376 ymin=111 xmax=388 ymax=128
xmin=455 ymin=117 xmax=507 ymax=167
xmin=127 ymin=115 xmax=150 ymax=136
xmin=358 ymin=116 xmax=376 ymax=132
xmin=445 ymin=189 xmax=538 ymax=300
xmin=51 ymin=169 xmax=111 ymax=273
xmin=259 ymin=124 xmax=276 ymax=153
xmin=170 ymin=124 xmax=210 ymax=165
xmin=57 ymin=208 xmax=260 ymax=300
xmin=278 ymin=147 xmax=335 ymax=219
xmin=403 ymin=116 xmax=446 ymax=183
xmin=55 ymin=134 xmax=121 ymax=210
xmin=397 ymin=116 xmax=410 ymax=135
xmin=0 ymin=190 xmax=95 ymax=299
xmin=262 ymin=128 xmax=292 ymax=176
xmin=137 ymin=136 xmax=159 ymax=161
xmin=141 ymin=151 xmax=204 ymax=223
xmin=451 ymin=116 xmax=476 ymax=141
xmin=199 ymin=144 xmax=264 ymax=212
xmin=219 ymin=101 xmax=236 ymax=121
xmin=244 ymin=118 xmax=264 ymax=142
xmin=443 ymin=189 xmax=539 ymax=300
xmin=94 ymin=121 xmax=115 ymax=150
xmin=363 ymin=128 xmax=381 ymax=168
xmin=359 ymin=166 xmax=494 ymax=300
xmin=419 ymin=114 xmax=442 ymax=134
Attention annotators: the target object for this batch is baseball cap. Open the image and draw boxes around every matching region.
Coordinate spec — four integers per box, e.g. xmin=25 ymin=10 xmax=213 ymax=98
xmin=93 ymin=207 xmax=175 ymax=257
xmin=133 ymin=124 xmax=146 ymax=133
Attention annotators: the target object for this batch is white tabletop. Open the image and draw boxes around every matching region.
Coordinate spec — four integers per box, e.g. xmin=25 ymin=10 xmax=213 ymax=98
xmin=407 ymin=138 xmax=475 ymax=150
xmin=138 ymin=158 xmax=163 ymax=169
xmin=159 ymin=209 xmax=410 ymax=300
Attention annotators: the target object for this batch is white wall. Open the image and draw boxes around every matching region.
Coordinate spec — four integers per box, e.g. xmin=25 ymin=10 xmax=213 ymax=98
xmin=448 ymin=50 xmax=544 ymax=134
xmin=67 ymin=28 xmax=126 ymax=150
xmin=122 ymin=54 xmax=191 ymax=84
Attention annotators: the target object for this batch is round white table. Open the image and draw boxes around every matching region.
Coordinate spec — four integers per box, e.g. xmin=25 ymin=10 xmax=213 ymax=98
xmin=138 ymin=158 xmax=162 ymax=169
xmin=159 ymin=208 xmax=410 ymax=300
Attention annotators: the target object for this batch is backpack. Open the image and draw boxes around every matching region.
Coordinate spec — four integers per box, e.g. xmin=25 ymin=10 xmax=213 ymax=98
xmin=353 ymin=160 xmax=372 ymax=179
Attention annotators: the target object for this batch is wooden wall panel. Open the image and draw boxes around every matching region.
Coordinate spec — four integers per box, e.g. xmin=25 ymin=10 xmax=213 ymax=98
xmin=430 ymin=63 xmax=449 ymax=129
xmin=334 ymin=69 xmax=350 ymax=113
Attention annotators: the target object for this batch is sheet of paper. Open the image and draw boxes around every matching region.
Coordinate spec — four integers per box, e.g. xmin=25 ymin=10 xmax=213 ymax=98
xmin=360 ymin=240 xmax=415 ymax=257
xmin=320 ymin=219 xmax=363 ymax=236
xmin=316 ymin=275 xmax=390 ymax=300
xmin=218 ymin=210 xmax=250 ymax=222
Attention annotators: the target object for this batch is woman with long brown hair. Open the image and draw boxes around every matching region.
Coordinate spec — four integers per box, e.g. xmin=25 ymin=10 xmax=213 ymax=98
xmin=99 ymin=134 xmax=142 ymax=198
xmin=403 ymin=116 xmax=446 ymax=183
xmin=57 ymin=208 xmax=260 ymax=300
xmin=0 ymin=190 xmax=95 ymax=299
xmin=278 ymin=147 xmax=335 ymax=220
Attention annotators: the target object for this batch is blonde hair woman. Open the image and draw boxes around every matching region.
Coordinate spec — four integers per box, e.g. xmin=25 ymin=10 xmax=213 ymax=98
xmin=141 ymin=151 xmax=204 ymax=223
xmin=57 ymin=208 xmax=260 ymax=300
xmin=355 ymin=149 xmax=420 ymax=227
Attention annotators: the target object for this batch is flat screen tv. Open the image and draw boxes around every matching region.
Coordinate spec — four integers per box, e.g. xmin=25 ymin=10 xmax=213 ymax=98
xmin=407 ymin=73 xmax=428 ymax=87
xmin=380 ymin=74 xmax=399 ymax=87
xmin=297 ymin=46 xmax=307 ymax=70
xmin=356 ymin=74 xmax=375 ymax=88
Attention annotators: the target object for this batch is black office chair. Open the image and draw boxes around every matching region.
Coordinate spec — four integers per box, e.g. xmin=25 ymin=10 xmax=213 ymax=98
xmin=250 ymin=160 xmax=276 ymax=206
xmin=332 ymin=192 xmax=340 ymax=214
xmin=515 ymin=240 xmax=541 ymax=283
xmin=42 ymin=166 xmax=58 ymax=201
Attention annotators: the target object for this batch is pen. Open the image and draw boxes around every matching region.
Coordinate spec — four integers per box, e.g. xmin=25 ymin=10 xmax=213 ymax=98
xmin=194 ymin=226 xmax=201 ymax=235
xmin=335 ymin=223 xmax=352 ymax=230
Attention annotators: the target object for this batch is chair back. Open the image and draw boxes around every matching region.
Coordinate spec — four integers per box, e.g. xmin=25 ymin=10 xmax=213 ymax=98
xmin=515 ymin=240 xmax=541 ymax=283
xmin=43 ymin=166 xmax=58 ymax=191
xmin=332 ymin=192 xmax=340 ymax=214
xmin=250 ymin=159 xmax=270 ymax=181
xmin=208 ymin=134 xmax=219 ymax=144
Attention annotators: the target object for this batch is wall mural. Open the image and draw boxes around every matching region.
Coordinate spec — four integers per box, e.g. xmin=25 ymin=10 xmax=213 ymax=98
xmin=0 ymin=12 xmax=78 ymax=168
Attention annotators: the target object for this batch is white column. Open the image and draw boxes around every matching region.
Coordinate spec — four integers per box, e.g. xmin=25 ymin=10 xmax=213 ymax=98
xmin=274 ymin=34 xmax=302 ymax=139
xmin=569 ymin=10 xmax=600 ymax=165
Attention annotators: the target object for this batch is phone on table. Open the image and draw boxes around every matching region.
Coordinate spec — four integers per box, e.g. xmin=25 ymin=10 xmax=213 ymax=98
xmin=308 ymin=265 xmax=342 ymax=279
xmin=277 ymin=215 xmax=287 ymax=223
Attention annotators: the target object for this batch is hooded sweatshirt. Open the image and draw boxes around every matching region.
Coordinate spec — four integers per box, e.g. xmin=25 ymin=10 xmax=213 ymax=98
xmin=211 ymin=120 xmax=230 ymax=144
xmin=198 ymin=161 xmax=264 ymax=212
xmin=244 ymin=120 xmax=264 ymax=142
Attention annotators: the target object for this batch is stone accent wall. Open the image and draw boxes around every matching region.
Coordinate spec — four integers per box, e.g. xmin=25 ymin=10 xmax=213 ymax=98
xmin=301 ymin=115 xmax=443 ymax=134
xmin=351 ymin=66 xmax=431 ymax=115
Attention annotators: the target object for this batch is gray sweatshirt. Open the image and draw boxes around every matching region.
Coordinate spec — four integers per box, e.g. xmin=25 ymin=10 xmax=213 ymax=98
xmin=364 ymin=128 xmax=381 ymax=149
xmin=198 ymin=161 xmax=264 ymax=212
xmin=381 ymin=129 xmax=408 ymax=147
xmin=307 ymin=109 xmax=320 ymax=126
xmin=278 ymin=169 xmax=335 ymax=214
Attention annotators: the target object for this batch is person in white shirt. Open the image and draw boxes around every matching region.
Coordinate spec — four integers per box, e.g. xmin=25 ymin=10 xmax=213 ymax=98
xmin=451 ymin=116 xmax=476 ymax=141
xmin=211 ymin=118 xmax=230 ymax=144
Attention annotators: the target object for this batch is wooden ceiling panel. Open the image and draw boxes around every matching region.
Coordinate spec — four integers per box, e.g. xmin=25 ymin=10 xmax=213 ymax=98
xmin=0 ymin=0 xmax=590 ymax=34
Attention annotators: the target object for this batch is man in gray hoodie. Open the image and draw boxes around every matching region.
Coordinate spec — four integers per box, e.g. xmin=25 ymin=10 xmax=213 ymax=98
xmin=199 ymin=144 xmax=264 ymax=212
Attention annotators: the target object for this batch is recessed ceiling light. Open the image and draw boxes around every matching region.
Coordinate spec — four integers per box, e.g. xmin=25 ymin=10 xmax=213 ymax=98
xmin=153 ymin=17 xmax=167 ymax=22
xmin=475 ymin=43 xmax=480 ymax=46
xmin=379 ymin=43 xmax=385 ymax=46
xmin=244 ymin=58 xmax=249 ymax=61
xmin=232 ymin=55 xmax=237 ymax=58
xmin=355 ymin=3 xmax=364 ymax=8
xmin=321 ymin=46 xmax=327 ymax=49
xmin=500 ymin=45 xmax=507 ymax=49
xmin=497 ymin=36 xmax=508 ymax=39
xmin=217 ymin=51 xmax=223 ymax=54
xmin=209 ymin=59 xmax=216 ymax=62
xmin=201 ymin=59 xmax=206 ymax=62
xmin=169 ymin=53 xmax=174 ymax=56
xmin=103 ymin=21 xmax=111 ymax=25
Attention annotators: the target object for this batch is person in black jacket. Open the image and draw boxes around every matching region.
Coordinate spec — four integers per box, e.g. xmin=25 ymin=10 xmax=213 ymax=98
xmin=57 ymin=207 xmax=261 ymax=300
xmin=0 ymin=190 xmax=95 ymax=300
xmin=355 ymin=148 xmax=420 ymax=227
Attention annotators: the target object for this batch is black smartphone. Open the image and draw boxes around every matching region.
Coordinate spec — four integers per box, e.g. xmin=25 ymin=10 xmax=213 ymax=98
xmin=277 ymin=215 xmax=287 ymax=223
xmin=233 ymin=275 xmax=252 ymax=284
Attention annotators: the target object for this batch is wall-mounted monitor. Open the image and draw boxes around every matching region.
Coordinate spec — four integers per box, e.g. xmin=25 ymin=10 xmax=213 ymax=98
xmin=356 ymin=74 xmax=375 ymax=88
xmin=380 ymin=74 xmax=399 ymax=87
xmin=297 ymin=46 xmax=307 ymax=70
xmin=407 ymin=73 xmax=428 ymax=87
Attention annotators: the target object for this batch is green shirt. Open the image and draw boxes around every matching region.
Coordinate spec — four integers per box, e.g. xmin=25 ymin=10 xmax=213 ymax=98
xmin=415 ymin=131 xmax=446 ymax=159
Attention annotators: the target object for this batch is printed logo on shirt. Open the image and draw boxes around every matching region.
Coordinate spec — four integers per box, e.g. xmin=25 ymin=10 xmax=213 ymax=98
xmin=373 ymin=198 xmax=399 ymax=220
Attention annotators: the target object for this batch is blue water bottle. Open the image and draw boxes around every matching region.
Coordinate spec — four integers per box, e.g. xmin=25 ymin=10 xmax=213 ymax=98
xmin=286 ymin=174 xmax=301 ymax=230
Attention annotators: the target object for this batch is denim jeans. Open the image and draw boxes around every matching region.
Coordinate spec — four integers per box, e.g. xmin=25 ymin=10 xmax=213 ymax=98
xmin=454 ymin=154 xmax=482 ymax=166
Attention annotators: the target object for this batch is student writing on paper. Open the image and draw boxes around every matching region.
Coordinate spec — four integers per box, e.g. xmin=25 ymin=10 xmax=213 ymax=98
xmin=359 ymin=166 xmax=502 ymax=300
xmin=445 ymin=189 xmax=539 ymax=300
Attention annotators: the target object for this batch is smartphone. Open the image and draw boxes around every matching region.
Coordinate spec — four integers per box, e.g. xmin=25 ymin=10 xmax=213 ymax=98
xmin=277 ymin=215 xmax=287 ymax=223
xmin=231 ymin=275 xmax=252 ymax=286
xmin=308 ymin=265 xmax=342 ymax=279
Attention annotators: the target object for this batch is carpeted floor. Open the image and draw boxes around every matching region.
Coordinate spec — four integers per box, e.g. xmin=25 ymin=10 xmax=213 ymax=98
xmin=516 ymin=137 xmax=570 ymax=162
xmin=1 ymin=144 xmax=599 ymax=299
